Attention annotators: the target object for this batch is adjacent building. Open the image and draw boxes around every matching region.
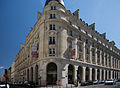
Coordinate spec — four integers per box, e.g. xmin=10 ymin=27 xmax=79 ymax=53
xmin=13 ymin=0 xmax=120 ymax=86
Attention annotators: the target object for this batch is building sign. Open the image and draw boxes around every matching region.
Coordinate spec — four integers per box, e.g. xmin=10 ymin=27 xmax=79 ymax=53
xmin=32 ymin=43 xmax=38 ymax=58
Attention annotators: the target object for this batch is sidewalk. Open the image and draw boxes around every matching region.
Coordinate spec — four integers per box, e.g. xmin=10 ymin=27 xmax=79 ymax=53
xmin=35 ymin=84 xmax=79 ymax=88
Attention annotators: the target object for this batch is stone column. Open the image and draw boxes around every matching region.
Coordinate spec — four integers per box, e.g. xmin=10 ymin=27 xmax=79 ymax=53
xmin=89 ymin=68 xmax=92 ymax=80
xmin=111 ymin=71 xmax=113 ymax=79
xmin=107 ymin=70 xmax=109 ymax=79
xmin=74 ymin=38 xmax=78 ymax=59
xmin=95 ymin=68 xmax=97 ymax=80
xmin=83 ymin=42 xmax=86 ymax=62
xmin=82 ymin=67 xmax=86 ymax=82
xmin=61 ymin=64 xmax=68 ymax=86
xmin=74 ymin=65 xmax=78 ymax=82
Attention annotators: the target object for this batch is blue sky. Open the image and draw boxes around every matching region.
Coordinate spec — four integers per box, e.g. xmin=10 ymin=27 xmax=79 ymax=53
xmin=0 ymin=0 xmax=120 ymax=76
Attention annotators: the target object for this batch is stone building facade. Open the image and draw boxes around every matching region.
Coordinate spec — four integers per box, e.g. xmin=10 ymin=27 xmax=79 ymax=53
xmin=13 ymin=0 xmax=120 ymax=86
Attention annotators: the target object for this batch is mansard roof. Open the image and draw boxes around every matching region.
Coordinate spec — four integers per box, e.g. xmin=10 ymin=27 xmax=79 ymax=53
xmin=45 ymin=0 xmax=65 ymax=7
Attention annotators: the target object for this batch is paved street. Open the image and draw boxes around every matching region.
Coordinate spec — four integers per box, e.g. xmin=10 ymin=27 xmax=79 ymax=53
xmin=79 ymin=83 xmax=120 ymax=88
xmin=36 ymin=82 xmax=120 ymax=88
xmin=10 ymin=82 xmax=120 ymax=88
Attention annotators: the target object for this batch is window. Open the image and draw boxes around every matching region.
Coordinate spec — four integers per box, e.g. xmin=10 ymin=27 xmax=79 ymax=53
xmin=51 ymin=6 xmax=56 ymax=10
xmin=78 ymin=53 xmax=81 ymax=59
xmin=49 ymin=37 xmax=55 ymax=45
xmin=37 ymin=43 xmax=39 ymax=50
xmin=78 ymin=36 xmax=81 ymax=41
xmin=68 ymin=42 xmax=72 ymax=48
xmin=86 ymin=39 xmax=88 ymax=44
xmin=68 ymin=31 xmax=72 ymax=36
xmin=50 ymin=24 xmax=55 ymax=30
xmin=86 ymin=48 xmax=89 ymax=54
xmin=78 ymin=45 xmax=82 ymax=52
xmin=50 ymin=14 xmax=56 ymax=19
xmin=92 ymin=50 xmax=95 ymax=56
xmin=92 ymin=42 xmax=95 ymax=47
xmin=78 ymin=26 xmax=80 ymax=30
xmin=49 ymin=48 xmax=55 ymax=56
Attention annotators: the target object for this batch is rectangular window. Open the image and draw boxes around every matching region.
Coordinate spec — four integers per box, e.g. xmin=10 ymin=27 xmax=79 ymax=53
xmin=49 ymin=48 xmax=55 ymax=56
xmin=92 ymin=50 xmax=95 ymax=56
xmin=50 ymin=14 xmax=52 ymax=19
xmin=68 ymin=31 xmax=72 ymax=36
xmin=51 ymin=6 xmax=56 ymax=10
xmin=49 ymin=37 xmax=55 ymax=45
xmin=53 ymin=14 xmax=56 ymax=18
xmin=86 ymin=39 xmax=88 ymax=44
xmin=50 ymin=14 xmax=56 ymax=19
xmin=78 ymin=36 xmax=81 ymax=41
xmin=78 ymin=45 xmax=82 ymax=52
xmin=86 ymin=48 xmax=89 ymax=54
xmin=50 ymin=24 xmax=56 ymax=30
xmin=68 ymin=42 xmax=72 ymax=48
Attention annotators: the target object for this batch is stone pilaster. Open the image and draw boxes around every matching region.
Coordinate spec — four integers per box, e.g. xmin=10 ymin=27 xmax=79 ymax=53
xmin=61 ymin=64 xmax=68 ymax=86
xmin=83 ymin=42 xmax=86 ymax=62
xmin=89 ymin=68 xmax=92 ymax=80
xmin=111 ymin=71 xmax=113 ymax=79
xmin=74 ymin=65 xmax=78 ymax=82
xmin=95 ymin=68 xmax=97 ymax=80
xmin=82 ymin=67 xmax=86 ymax=82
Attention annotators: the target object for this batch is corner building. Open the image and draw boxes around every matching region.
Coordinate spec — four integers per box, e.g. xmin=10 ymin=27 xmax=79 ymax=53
xmin=14 ymin=0 xmax=120 ymax=86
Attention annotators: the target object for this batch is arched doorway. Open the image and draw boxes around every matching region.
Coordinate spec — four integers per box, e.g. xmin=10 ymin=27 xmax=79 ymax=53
xmin=31 ymin=67 xmax=33 ymax=82
xmin=92 ymin=68 xmax=95 ymax=81
xmin=27 ymin=69 xmax=29 ymax=82
xmin=105 ymin=70 xmax=107 ymax=80
xmin=77 ymin=66 xmax=83 ymax=83
xmin=68 ymin=64 xmax=74 ymax=84
xmin=35 ymin=65 xmax=38 ymax=85
xmin=102 ymin=70 xmax=104 ymax=80
xmin=97 ymin=69 xmax=100 ymax=80
xmin=86 ymin=67 xmax=90 ymax=81
xmin=47 ymin=62 xmax=57 ymax=85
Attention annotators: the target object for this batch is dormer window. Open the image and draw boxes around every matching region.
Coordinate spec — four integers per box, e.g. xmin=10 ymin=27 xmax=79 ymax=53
xmin=51 ymin=6 xmax=56 ymax=10
xmin=50 ymin=14 xmax=56 ymax=19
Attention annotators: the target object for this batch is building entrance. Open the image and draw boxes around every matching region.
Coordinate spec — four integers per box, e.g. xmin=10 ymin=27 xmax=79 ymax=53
xmin=47 ymin=63 xmax=57 ymax=85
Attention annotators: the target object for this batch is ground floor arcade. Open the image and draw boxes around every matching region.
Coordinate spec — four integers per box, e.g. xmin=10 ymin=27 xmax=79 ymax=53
xmin=24 ymin=58 xmax=120 ymax=86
